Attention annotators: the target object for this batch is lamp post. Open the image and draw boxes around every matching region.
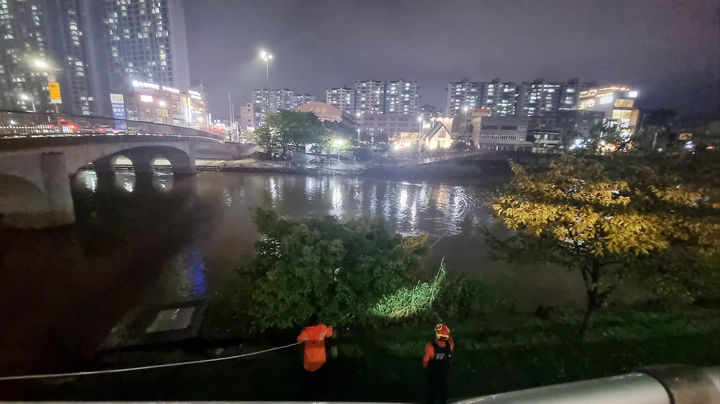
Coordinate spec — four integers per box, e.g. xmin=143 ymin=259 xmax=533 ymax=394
xmin=417 ymin=115 xmax=423 ymax=156
xmin=333 ymin=138 xmax=344 ymax=163
xmin=259 ymin=50 xmax=273 ymax=117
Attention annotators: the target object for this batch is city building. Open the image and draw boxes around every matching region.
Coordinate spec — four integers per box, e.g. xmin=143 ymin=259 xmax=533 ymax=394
xmin=445 ymin=80 xmax=483 ymax=116
xmin=102 ymin=0 xmax=190 ymax=95
xmin=385 ymin=80 xmax=419 ymax=114
xmin=253 ymin=89 xmax=316 ymax=115
xmin=325 ymin=87 xmax=356 ymax=113
xmin=481 ymin=80 xmax=518 ymax=117
xmin=517 ymin=80 xmax=562 ymax=117
xmin=122 ymin=79 xmax=206 ymax=128
xmin=422 ymin=121 xmax=453 ymax=150
xmin=297 ymin=102 xmax=343 ymax=122
xmin=559 ymin=79 xmax=597 ymax=111
xmin=355 ymin=80 xmax=385 ymax=114
xmin=238 ymin=102 xmax=257 ymax=134
xmin=0 ymin=0 xmax=95 ymax=115
xmin=419 ymin=104 xmax=442 ymax=117
xmin=555 ymin=110 xmax=606 ymax=138
xmin=577 ymin=85 xmax=640 ymax=130
xmin=474 ymin=116 xmax=532 ymax=151
xmin=357 ymin=113 xmax=420 ymax=143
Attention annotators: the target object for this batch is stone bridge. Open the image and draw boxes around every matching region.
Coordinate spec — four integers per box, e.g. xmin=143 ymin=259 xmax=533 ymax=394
xmin=0 ymin=125 xmax=255 ymax=229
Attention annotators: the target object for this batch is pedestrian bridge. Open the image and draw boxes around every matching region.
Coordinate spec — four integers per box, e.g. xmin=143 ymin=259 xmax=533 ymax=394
xmin=0 ymin=111 xmax=256 ymax=229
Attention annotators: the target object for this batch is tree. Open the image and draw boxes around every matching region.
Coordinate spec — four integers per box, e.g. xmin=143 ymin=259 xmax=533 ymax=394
xmin=235 ymin=208 xmax=427 ymax=331
xmin=250 ymin=125 xmax=279 ymax=159
xmin=490 ymin=154 xmax=720 ymax=335
xmin=265 ymin=110 xmax=328 ymax=158
xmin=587 ymin=121 xmax=630 ymax=153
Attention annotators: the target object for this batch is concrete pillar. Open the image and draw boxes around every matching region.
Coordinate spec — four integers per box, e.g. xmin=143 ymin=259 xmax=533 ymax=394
xmin=0 ymin=152 xmax=75 ymax=229
xmin=93 ymin=155 xmax=116 ymax=175
xmin=170 ymin=152 xmax=196 ymax=175
xmin=127 ymin=151 xmax=154 ymax=175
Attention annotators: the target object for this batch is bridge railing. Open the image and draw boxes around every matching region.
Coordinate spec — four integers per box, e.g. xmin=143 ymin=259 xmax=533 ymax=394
xmin=0 ymin=110 xmax=224 ymax=141
xmin=368 ymin=149 xmax=483 ymax=168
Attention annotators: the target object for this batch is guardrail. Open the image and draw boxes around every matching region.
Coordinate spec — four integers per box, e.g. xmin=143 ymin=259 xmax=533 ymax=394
xmin=0 ymin=110 xmax=224 ymax=141
xmin=458 ymin=365 xmax=719 ymax=404
xmin=369 ymin=150 xmax=483 ymax=168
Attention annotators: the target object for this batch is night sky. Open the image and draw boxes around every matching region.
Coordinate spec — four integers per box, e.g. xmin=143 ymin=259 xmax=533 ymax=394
xmin=184 ymin=0 xmax=720 ymax=119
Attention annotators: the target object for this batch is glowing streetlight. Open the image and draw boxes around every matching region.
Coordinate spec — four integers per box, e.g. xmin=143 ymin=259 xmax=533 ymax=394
xmin=462 ymin=106 xmax=469 ymax=113
xmin=333 ymin=138 xmax=345 ymax=163
xmin=158 ymin=100 xmax=167 ymax=107
xmin=33 ymin=59 xmax=49 ymax=70
xmin=259 ymin=49 xmax=274 ymax=114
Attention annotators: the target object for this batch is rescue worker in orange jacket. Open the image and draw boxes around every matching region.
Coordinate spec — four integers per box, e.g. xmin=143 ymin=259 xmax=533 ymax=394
xmin=296 ymin=314 xmax=334 ymax=372
xmin=423 ymin=323 xmax=454 ymax=404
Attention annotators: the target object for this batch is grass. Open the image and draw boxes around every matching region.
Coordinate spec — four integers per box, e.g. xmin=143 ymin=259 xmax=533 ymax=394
xmin=371 ymin=260 xmax=446 ymax=319
xmin=12 ymin=305 xmax=720 ymax=401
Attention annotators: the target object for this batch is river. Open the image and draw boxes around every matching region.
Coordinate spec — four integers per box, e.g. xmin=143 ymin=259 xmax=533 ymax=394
xmin=0 ymin=170 xmax=584 ymax=373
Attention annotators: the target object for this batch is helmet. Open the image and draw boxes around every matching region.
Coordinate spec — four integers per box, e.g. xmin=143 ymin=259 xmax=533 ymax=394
xmin=435 ymin=323 xmax=450 ymax=340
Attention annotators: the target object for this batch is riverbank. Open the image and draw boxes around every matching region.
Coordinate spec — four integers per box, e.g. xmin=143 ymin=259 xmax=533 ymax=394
xmin=5 ymin=305 xmax=719 ymax=401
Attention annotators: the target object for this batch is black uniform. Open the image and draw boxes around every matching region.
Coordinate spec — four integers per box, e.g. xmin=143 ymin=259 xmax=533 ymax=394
xmin=427 ymin=340 xmax=452 ymax=404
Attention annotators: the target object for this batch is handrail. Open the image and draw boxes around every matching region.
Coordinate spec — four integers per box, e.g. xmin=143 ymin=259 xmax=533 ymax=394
xmin=0 ymin=110 xmax=223 ymax=141
xmin=457 ymin=365 xmax=719 ymax=404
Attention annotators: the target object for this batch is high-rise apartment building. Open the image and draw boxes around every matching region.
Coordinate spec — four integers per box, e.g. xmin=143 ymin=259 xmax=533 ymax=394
xmin=517 ymin=80 xmax=561 ymax=117
xmin=558 ymin=79 xmax=597 ymax=111
xmin=385 ymin=80 xmax=418 ymax=114
xmin=253 ymin=88 xmax=316 ymax=114
xmin=0 ymin=0 xmax=95 ymax=115
xmin=481 ymin=80 xmax=518 ymax=117
xmin=102 ymin=0 xmax=190 ymax=94
xmin=445 ymin=80 xmax=483 ymax=116
xmin=355 ymin=80 xmax=385 ymax=114
xmin=325 ymin=87 xmax=356 ymax=113
xmin=353 ymin=80 xmax=419 ymax=114
xmin=295 ymin=93 xmax=316 ymax=108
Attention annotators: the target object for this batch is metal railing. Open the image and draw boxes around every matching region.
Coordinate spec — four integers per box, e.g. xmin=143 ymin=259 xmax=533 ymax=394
xmin=0 ymin=110 xmax=224 ymax=142
xmin=458 ymin=365 xmax=719 ymax=404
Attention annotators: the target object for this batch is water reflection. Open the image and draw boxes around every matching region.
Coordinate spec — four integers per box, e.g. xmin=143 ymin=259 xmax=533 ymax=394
xmin=69 ymin=171 xmax=582 ymax=308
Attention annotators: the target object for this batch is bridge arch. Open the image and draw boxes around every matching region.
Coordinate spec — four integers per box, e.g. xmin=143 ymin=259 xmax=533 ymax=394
xmin=89 ymin=145 xmax=195 ymax=176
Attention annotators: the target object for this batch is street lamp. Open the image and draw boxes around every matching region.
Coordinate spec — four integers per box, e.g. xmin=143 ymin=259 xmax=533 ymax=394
xmin=333 ymin=138 xmax=344 ymax=163
xmin=259 ymin=49 xmax=273 ymax=115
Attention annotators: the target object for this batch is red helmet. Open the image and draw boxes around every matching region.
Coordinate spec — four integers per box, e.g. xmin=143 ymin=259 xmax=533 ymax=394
xmin=435 ymin=323 xmax=450 ymax=340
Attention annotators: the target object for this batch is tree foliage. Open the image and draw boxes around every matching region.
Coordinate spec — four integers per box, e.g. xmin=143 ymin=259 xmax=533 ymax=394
xmin=490 ymin=153 xmax=720 ymax=333
xmin=266 ymin=110 xmax=328 ymax=157
xmin=236 ymin=208 xmax=428 ymax=331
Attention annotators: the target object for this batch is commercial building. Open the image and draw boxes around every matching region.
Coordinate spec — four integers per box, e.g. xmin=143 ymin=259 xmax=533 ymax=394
xmin=473 ymin=116 xmax=532 ymax=151
xmin=122 ymin=79 xmax=206 ymax=129
xmin=357 ymin=113 xmax=419 ymax=143
xmin=0 ymin=0 xmax=95 ymax=115
xmin=325 ymin=87 xmax=356 ymax=113
xmin=577 ymin=85 xmax=640 ymax=130
xmin=559 ymin=79 xmax=597 ymax=111
xmin=238 ymin=102 xmax=257 ymax=134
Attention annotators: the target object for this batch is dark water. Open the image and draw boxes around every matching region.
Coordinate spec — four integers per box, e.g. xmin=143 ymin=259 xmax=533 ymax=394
xmin=75 ymin=170 xmax=584 ymax=305
xmin=0 ymin=170 xmax=583 ymax=374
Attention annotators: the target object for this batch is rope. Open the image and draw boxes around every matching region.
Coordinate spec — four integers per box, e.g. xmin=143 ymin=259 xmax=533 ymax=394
xmin=0 ymin=341 xmax=300 ymax=382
